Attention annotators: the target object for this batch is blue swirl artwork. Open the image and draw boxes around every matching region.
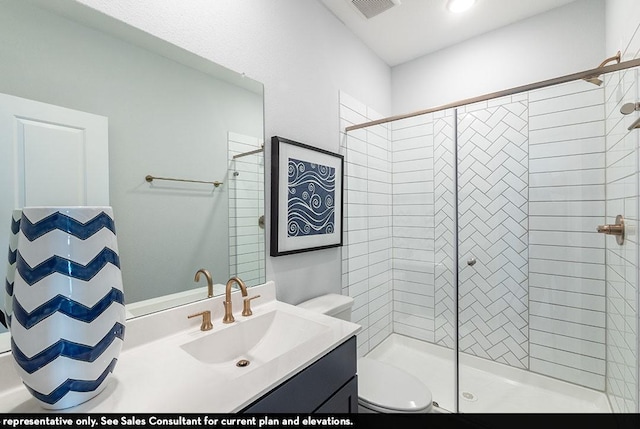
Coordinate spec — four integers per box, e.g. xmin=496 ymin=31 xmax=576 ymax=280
xmin=287 ymin=158 xmax=335 ymax=237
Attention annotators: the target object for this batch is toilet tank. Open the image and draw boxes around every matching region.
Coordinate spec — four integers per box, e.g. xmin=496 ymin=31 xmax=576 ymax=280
xmin=297 ymin=293 xmax=354 ymax=322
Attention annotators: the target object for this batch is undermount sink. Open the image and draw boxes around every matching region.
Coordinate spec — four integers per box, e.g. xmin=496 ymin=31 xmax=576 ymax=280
xmin=179 ymin=309 xmax=331 ymax=369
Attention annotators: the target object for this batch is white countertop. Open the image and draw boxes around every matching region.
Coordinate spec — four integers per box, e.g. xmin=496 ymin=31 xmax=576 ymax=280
xmin=0 ymin=281 xmax=360 ymax=413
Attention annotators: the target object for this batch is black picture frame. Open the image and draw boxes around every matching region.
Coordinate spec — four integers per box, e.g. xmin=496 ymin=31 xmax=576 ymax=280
xmin=270 ymin=135 xmax=344 ymax=257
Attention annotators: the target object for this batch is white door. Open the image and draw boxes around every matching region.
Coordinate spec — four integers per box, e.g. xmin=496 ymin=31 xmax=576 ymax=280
xmin=0 ymin=92 xmax=109 ymax=212
xmin=0 ymin=93 xmax=109 ymax=335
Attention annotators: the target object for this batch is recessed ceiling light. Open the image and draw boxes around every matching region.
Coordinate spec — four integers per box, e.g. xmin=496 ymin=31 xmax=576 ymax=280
xmin=447 ymin=0 xmax=476 ymax=14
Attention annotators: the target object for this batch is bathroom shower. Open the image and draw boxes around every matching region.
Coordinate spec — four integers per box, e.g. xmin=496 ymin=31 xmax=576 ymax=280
xmin=340 ymin=55 xmax=640 ymax=413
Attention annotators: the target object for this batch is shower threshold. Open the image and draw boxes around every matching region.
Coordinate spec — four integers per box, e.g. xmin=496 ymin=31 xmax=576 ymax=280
xmin=364 ymin=333 xmax=611 ymax=413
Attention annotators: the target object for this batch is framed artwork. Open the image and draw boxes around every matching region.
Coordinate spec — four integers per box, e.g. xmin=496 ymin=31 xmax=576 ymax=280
xmin=270 ymin=135 xmax=343 ymax=257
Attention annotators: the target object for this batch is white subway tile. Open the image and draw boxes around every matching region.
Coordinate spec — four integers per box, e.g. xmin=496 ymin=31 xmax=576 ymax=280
xmin=529 ymin=169 xmax=605 ymax=187
xmin=394 ymin=310 xmax=434 ymax=331
xmin=529 ymin=358 xmax=604 ymax=390
xmin=392 ymin=124 xmax=433 ymax=141
xmin=394 ymin=170 xmax=431 ymax=183
xmin=530 ymin=343 xmax=605 ymax=374
xmin=529 ymin=286 xmax=605 ymax=312
xmin=393 ymin=193 xmax=432 ymax=205
xmin=529 ymin=216 xmax=604 ymax=232
xmin=529 ymin=200 xmax=605 ymax=216
xmin=530 ymin=121 xmax=605 ymax=146
xmin=368 ymin=142 xmax=389 ymax=160
xmin=530 ymin=257 xmax=605 ymax=281
xmin=529 ymin=315 xmax=605 ymax=343
xmin=393 ymin=146 xmax=433 ymax=162
xmin=529 ymin=273 xmax=605 ymax=295
xmin=393 ymin=204 xmax=434 ymax=217
xmin=529 ymin=301 xmax=605 ymax=327
xmin=393 ymin=226 xmax=434 ymax=239
xmin=530 ymin=185 xmax=604 ymax=202
xmin=529 ymin=244 xmax=604 ymax=264
xmin=529 ymin=104 xmax=604 ymax=130
xmin=529 ymin=88 xmax=603 ymax=114
xmin=367 ymin=156 xmax=390 ymax=173
xmin=530 ymin=153 xmax=604 ymax=173
xmin=393 ymin=182 xmax=434 ymax=195
xmin=393 ymin=135 xmax=433 ymax=152
xmin=393 ymin=158 xmax=434 ymax=173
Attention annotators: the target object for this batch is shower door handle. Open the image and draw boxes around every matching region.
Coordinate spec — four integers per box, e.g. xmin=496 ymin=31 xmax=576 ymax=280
xmin=596 ymin=224 xmax=623 ymax=234
xmin=596 ymin=215 xmax=625 ymax=245
xmin=467 ymin=257 xmax=476 ymax=266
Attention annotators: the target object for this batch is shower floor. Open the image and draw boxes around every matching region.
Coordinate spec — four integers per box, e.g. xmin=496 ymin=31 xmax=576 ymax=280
xmin=364 ymin=333 xmax=611 ymax=413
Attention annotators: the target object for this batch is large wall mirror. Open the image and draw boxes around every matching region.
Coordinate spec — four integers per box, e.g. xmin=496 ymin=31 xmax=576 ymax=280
xmin=0 ymin=0 xmax=265 ymax=351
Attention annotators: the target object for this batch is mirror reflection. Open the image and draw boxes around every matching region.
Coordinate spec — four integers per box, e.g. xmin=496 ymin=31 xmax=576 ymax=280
xmin=0 ymin=0 xmax=265 ymax=349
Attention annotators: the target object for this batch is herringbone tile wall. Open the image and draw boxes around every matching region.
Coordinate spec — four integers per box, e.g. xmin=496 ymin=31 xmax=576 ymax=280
xmin=457 ymin=97 xmax=530 ymax=369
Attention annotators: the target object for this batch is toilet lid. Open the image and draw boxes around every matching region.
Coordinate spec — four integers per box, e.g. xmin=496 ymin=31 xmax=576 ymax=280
xmin=358 ymin=357 xmax=432 ymax=412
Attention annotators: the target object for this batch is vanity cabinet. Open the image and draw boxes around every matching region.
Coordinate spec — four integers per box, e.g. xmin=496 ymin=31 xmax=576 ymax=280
xmin=240 ymin=336 xmax=357 ymax=413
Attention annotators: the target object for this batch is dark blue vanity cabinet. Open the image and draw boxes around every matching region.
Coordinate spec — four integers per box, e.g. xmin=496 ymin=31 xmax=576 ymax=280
xmin=240 ymin=336 xmax=357 ymax=413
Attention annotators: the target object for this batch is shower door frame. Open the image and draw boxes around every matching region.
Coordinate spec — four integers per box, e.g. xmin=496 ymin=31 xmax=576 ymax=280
xmin=346 ymin=59 xmax=640 ymax=133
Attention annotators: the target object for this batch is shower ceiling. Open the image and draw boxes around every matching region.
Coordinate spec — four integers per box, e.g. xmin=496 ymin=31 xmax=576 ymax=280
xmin=319 ymin=0 xmax=580 ymax=66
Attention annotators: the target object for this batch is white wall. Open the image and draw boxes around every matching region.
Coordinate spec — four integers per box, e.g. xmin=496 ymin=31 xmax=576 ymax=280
xmin=70 ymin=0 xmax=392 ymax=305
xmin=606 ymin=0 xmax=640 ymax=58
xmin=391 ymin=0 xmax=606 ymax=115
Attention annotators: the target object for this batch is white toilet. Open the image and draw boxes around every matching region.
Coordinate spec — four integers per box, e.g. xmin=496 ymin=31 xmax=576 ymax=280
xmin=297 ymin=293 xmax=433 ymax=413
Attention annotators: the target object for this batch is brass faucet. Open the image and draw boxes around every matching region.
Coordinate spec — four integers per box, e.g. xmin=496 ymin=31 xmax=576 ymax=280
xmin=194 ymin=268 xmax=213 ymax=298
xmin=222 ymin=276 xmax=248 ymax=323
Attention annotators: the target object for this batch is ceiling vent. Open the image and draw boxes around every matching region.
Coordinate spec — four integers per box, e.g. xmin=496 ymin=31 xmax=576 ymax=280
xmin=349 ymin=0 xmax=401 ymax=19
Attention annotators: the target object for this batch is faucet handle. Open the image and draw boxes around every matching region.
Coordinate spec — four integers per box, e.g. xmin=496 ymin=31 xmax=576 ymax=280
xmin=188 ymin=310 xmax=213 ymax=331
xmin=242 ymin=295 xmax=261 ymax=317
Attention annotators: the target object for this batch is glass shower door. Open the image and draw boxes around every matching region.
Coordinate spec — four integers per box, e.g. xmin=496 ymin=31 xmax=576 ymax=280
xmin=455 ymin=70 xmax=639 ymax=413
xmin=456 ymin=94 xmax=533 ymax=412
xmin=389 ymin=109 xmax=459 ymax=413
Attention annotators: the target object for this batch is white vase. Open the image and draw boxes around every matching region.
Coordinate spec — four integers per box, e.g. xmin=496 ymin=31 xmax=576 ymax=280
xmin=10 ymin=206 xmax=126 ymax=410
xmin=1 ymin=210 xmax=21 ymax=331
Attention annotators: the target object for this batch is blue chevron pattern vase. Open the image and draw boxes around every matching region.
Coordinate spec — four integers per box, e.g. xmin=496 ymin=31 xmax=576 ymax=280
xmin=10 ymin=207 xmax=125 ymax=410
xmin=1 ymin=210 xmax=21 ymax=331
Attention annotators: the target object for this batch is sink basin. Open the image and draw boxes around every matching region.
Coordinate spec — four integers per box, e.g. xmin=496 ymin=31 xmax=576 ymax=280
xmin=179 ymin=309 xmax=331 ymax=368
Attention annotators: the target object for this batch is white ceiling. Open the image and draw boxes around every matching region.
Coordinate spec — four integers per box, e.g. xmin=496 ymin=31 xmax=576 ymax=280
xmin=319 ymin=0 xmax=580 ymax=66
